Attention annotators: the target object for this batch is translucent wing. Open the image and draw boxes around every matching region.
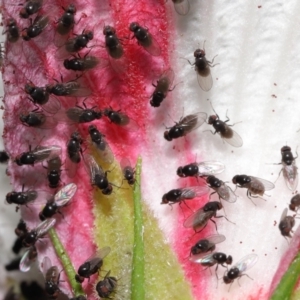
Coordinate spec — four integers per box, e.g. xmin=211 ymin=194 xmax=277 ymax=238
xmin=54 ymin=183 xmax=77 ymax=206
xmin=197 ymin=161 xmax=225 ymax=176
xmin=59 ymin=82 xmax=91 ymax=97
xmin=143 ymin=33 xmax=161 ymax=57
xmin=32 ymin=145 xmax=62 ymax=163
xmin=280 ymin=208 xmax=288 ymax=222
xmin=197 ymin=69 xmax=213 ymax=92
xmin=114 ymin=112 xmax=139 ymax=131
xmin=84 ymin=154 xmax=104 ymax=184
xmin=249 ymin=176 xmax=275 ymax=191
xmin=189 ymin=252 xmax=214 ymax=264
xmin=233 ymin=253 xmax=258 ymax=273
xmin=180 ymin=112 xmax=207 ymax=134
xmin=54 ymin=31 xmax=69 ymax=47
xmin=37 ymin=115 xmax=58 ymax=129
xmin=160 ymin=68 xmax=175 ymax=88
xmin=65 ymin=107 xmax=83 ymax=123
xmin=204 ymin=234 xmax=226 ymax=245
xmin=41 ymin=96 xmax=61 ymax=114
xmin=180 ymin=186 xmax=210 ymax=200
xmin=19 ymin=246 xmax=37 ymax=272
xmin=66 ymin=157 xmax=78 ymax=178
xmin=283 ymin=162 xmax=298 ymax=191
xmin=35 ymin=218 xmax=56 ymax=238
xmin=183 ymin=208 xmax=212 ymax=230
xmin=41 ymin=256 xmax=52 ymax=277
xmin=221 ymin=129 xmax=243 ymax=148
xmin=83 ymin=246 xmax=111 ymax=268
xmin=90 ymin=137 xmax=114 ymax=165
xmin=217 ymin=183 xmax=237 ymax=203
xmin=120 ymin=157 xmax=132 ymax=170
xmin=172 ymin=0 xmax=190 ymax=16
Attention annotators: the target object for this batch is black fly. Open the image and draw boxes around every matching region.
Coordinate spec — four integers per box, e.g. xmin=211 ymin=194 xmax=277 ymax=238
xmin=177 ymin=161 xmax=225 ymax=178
xmin=19 ymin=0 xmax=43 ymax=19
xmin=6 ymin=18 xmax=20 ymax=43
xmin=22 ymin=15 xmax=49 ymax=41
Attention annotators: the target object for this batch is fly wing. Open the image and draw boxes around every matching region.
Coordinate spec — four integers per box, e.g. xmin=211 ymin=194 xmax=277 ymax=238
xmin=54 ymin=183 xmax=77 ymax=206
xmin=84 ymin=154 xmax=104 ymax=184
xmin=160 ymin=68 xmax=175 ymax=88
xmin=41 ymin=256 xmax=52 ymax=277
xmin=197 ymin=161 xmax=225 ymax=176
xmin=189 ymin=252 xmax=214 ymax=264
xmin=184 ymin=208 xmax=208 ymax=229
xmin=197 ymin=69 xmax=213 ymax=92
xmin=65 ymin=107 xmax=83 ymax=123
xmin=180 ymin=112 xmax=207 ymax=134
xmin=180 ymin=186 xmax=209 ymax=200
xmin=66 ymin=157 xmax=78 ymax=178
xmin=32 ymin=146 xmax=62 ymax=163
xmin=249 ymin=176 xmax=275 ymax=191
xmin=143 ymin=33 xmax=161 ymax=56
xmin=173 ymin=0 xmax=190 ymax=16
xmin=62 ymin=82 xmax=91 ymax=97
xmin=35 ymin=218 xmax=56 ymax=238
xmin=217 ymin=183 xmax=237 ymax=203
xmin=221 ymin=129 xmax=243 ymax=148
xmin=233 ymin=254 xmax=258 ymax=273
xmin=19 ymin=246 xmax=37 ymax=272
xmin=83 ymin=246 xmax=111 ymax=267
xmin=37 ymin=115 xmax=58 ymax=129
xmin=283 ymin=162 xmax=298 ymax=191
xmin=91 ymin=137 xmax=114 ymax=165
xmin=41 ymin=96 xmax=61 ymax=114
xmin=117 ymin=112 xmax=139 ymax=131
xmin=120 ymin=157 xmax=132 ymax=171
xmin=280 ymin=208 xmax=288 ymax=223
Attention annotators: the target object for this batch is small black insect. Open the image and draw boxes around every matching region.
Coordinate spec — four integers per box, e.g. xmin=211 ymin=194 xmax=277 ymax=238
xmin=206 ymin=176 xmax=237 ymax=203
xmin=42 ymin=257 xmax=61 ymax=299
xmin=184 ymin=201 xmax=223 ymax=233
xmin=279 ymin=208 xmax=295 ymax=238
xmin=120 ymin=158 xmax=135 ymax=185
xmin=25 ymin=81 xmax=49 ymax=105
xmin=67 ymin=132 xmax=83 ymax=164
xmin=6 ymin=187 xmax=38 ymax=207
xmin=88 ymin=125 xmax=114 ymax=164
xmin=75 ymin=246 xmax=111 ymax=283
xmin=190 ymin=252 xmax=233 ymax=272
xmin=177 ymin=161 xmax=225 ymax=178
xmin=22 ymin=15 xmax=49 ymax=41
xmin=62 ymin=30 xmax=94 ymax=53
xmin=22 ymin=218 xmax=56 ymax=247
xmin=223 ymin=254 xmax=258 ymax=285
xmin=161 ymin=186 xmax=209 ymax=205
xmin=129 ymin=22 xmax=161 ymax=56
xmin=64 ymin=54 xmax=102 ymax=72
xmin=6 ymin=18 xmax=20 ymax=43
xmin=164 ymin=112 xmax=207 ymax=141
xmin=39 ymin=183 xmax=77 ymax=220
xmin=46 ymin=80 xmax=91 ymax=97
xmin=46 ymin=156 xmax=62 ymax=188
xmin=289 ymin=194 xmax=300 ymax=211
xmin=278 ymin=146 xmax=298 ymax=191
xmin=84 ymin=155 xmax=113 ymax=195
xmin=19 ymin=0 xmax=43 ymax=19
xmin=20 ymin=110 xmax=57 ymax=129
xmin=15 ymin=145 xmax=62 ymax=166
xmin=207 ymin=111 xmax=243 ymax=147
xmin=66 ymin=105 xmax=102 ymax=123
xmin=150 ymin=69 xmax=175 ymax=107
xmin=103 ymin=107 xmax=138 ymax=130
xmin=96 ymin=271 xmax=118 ymax=299
xmin=232 ymin=174 xmax=275 ymax=202
xmin=103 ymin=25 xmax=124 ymax=59
xmin=190 ymin=234 xmax=226 ymax=256
xmin=56 ymin=4 xmax=76 ymax=36
xmin=191 ymin=46 xmax=216 ymax=92
xmin=172 ymin=0 xmax=190 ymax=16
xmin=0 ymin=150 xmax=9 ymax=163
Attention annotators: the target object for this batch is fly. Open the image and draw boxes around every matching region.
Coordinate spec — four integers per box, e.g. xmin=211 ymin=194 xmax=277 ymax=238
xmin=206 ymin=176 xmax=237 ymax=203
xmin=232 ymin=174 xmax=275 ymax=202
xmin=84 ymin=154 xmax=113 ymax=195
xmin=56 ymin=4 xmax=76 ymax=36
xmin=183 ymin=201 xmax=223 ymax=233
xmin=6 ymin=18 xmax=20 ymax=43
xmin=161 ymin=186 xmax=209 ymax=205
xmin=103 ymin=25 xmax=124 ymax=59
xmin=177 ymin=161 xmax=225 ymax=178
xmin=19 ymin=0 xmax=43 ymax=18
xmin=88 ymin=125 xmax=114 ymax=164
xmin=22 ymin=218 xmax=56 ymax=247
xmin=42 ymin=256 xmax=61 ymax=299
xmin=172 ymin=0 xmax=190 ymax=16
xmin=75 ymin=246 xmax=111 ymax=283
xmin=150 ymin=68 xmax=175 ymax=107
xmin=64 ymin=54 xmax=104 ymax=72
xmin=96 ymin=271 xmax=118 ymax=299
xmin=129 ymin=22 xmax=161 ymax=56
xmin=15 ymin=145 xmax=62 ymax=166
xmin=289 ymin=194 xmax=300 ymax=211
xmin=20 ymin=109 xmax=57 ymax=129
xmin=164 ymin=112 xmax=207 ymax=141
xmin=46 ymin=156 xmax=62 ymax=188
xmin=22 ymin=15 xmax=49 ymax=41
xmin=39 ymin=183 xmax=77 ymax=220
xmin=223 ymin=254 xmax=258 ymax=285
xmin=65 ymin=105 xmax=102 ymax=123
xmin=46 ymin=80 xmax=91 ymax=97
xmin=120 ymin=157 xmax=135 ymax=185
xmin=66 ymin=132 xmax=83 ymax=178
xmin=190 ymin=234 xmax=226 ymax=256
xmin=279 ymin=208 xmax=295 ymax=238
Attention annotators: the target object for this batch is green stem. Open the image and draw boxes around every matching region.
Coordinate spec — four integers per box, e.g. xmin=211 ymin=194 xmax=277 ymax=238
xmin=271 ymin=252 xmax=300 ymax=300
xmin=49 ymin=228 xmax=85 ymax=297
xmin=131 ymin=156 xmax=145 ymax=300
